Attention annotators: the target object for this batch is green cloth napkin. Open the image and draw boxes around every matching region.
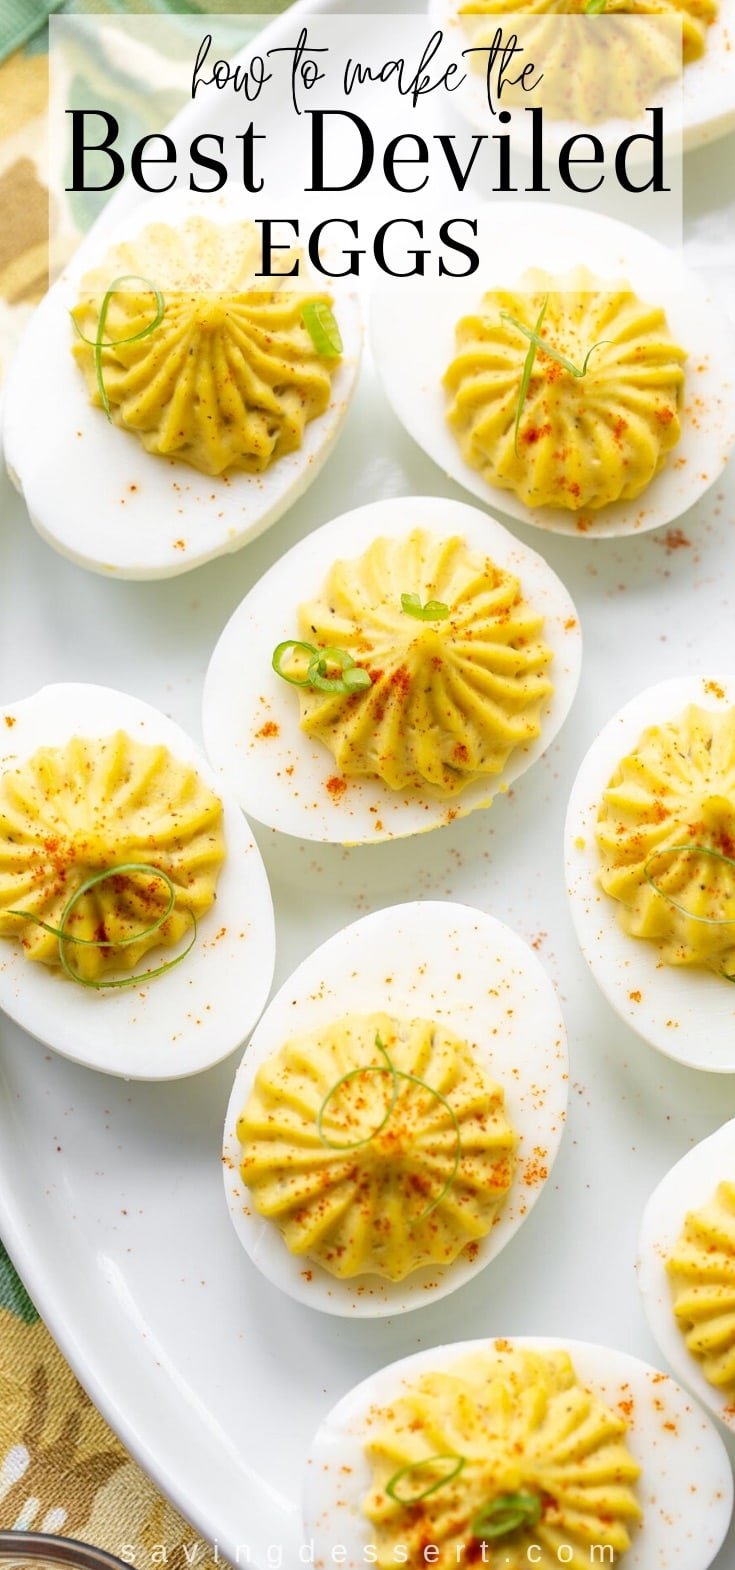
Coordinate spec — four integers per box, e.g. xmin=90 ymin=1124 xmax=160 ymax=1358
xmin=0 ymin=1 xmax=65 ymax=63
xmin=0 ymin=0 xmax=290 ymax=64
xmin=0 ymin=1243 xmax=38 ymax=1324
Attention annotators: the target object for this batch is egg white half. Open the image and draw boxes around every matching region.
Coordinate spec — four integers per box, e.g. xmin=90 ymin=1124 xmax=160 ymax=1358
xmin=565 ymin=674 xmax=735 ymax=1071
xmin=202 ymin=493 xmax=582 ymax=844
xmin=303 ymin=1336 xmax=734 ymax=1570
xmin=638 ymin=1119 xmax=735 ymax=1432
xmin=223 ymin=900 xmax=568 ymax=1317
xmin=370 ymin=202 xmax=735 ymax=540
xmin=0 ymin=683 xmax=276 ymax=1079
xmin=2 ymin=188 xmax=362 ymax=580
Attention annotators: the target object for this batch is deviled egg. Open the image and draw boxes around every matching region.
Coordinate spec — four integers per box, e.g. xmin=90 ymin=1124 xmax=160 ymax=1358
xmin=202 ymin=494 xmax=581 ymax=844
xmin=639 ymin=1118 xmax=735 ymax=1432
xmin=0 ymin=683 xmax=275 ymax=1078
xmin=3 ymin=190 xmax=361 ymax=579
xmin=304 ymin=1336 xmax=733 ymax=1569
xmin=432 ymin=0 xmax=735 ymax=152
xmin=223 ymin=900 xmax=568 ymax=1316
xmin=371 ymin=203 xmax=735 ymax=538
xmin=565 ymin=675 xmax=735 ymax=1071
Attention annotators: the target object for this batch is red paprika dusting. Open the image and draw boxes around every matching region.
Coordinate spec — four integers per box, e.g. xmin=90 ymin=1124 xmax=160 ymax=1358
xmin=523 ymin=422 xmax=552 ymax=446
xmin=389 ymin=666 xmax=411 ymax=697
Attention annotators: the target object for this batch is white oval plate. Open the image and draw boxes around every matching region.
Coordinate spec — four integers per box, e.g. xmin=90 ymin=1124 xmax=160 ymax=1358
xmin=565 ymin=673 xmax=735 ymax=1071
xmin=223 ymin=901 xmax=568 ymax=1316
xmin=638 ymin=1119 xmax=735 ymax=1432
xmin=2 ymin=187 xmax=362 ymax=581
xmin=202 ymin=493 xmax=582 ymax=843
xmin=370 ymin=202 xmax=735 ymax=539
xmin=304 ymin=1335 xmax=734 ymax=1570
xmin=431 ymin=0 xmax=735 ymax=154
xmin=0 ymin=683 xmax=275 ymax=1079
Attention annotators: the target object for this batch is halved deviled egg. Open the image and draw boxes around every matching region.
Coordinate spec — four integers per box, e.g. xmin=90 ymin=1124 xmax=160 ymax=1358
xmin=565 ymin=675 xmax=735 ymax=1071
xmin=223 ymin=900 xmax=568 ymax=1317
xmin=304 ymin=1335 xmax=733 ymax=1570
xmin=202 ymin=494 xmax=581 ymax=844
xmin=3 ymin=189 xmax=361 ymax=579
xmin=371 ymin=203 xmax=735 ymax=538
xmin=432 ymin=0 xmax=735 ymax=153
xmin=0 ymin=683 xmax=275 ymax=1078
xmin=639 ymin=1118 xmax=735 ymax=1432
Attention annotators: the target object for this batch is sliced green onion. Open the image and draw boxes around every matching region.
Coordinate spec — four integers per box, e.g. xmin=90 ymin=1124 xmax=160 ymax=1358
xmin=317 ymin=1032 xmax=398 ymax=1150
xmin=342 ymin=666 xmax=373 ymax=691
xmin=302 ymin=300 xmax=343 ymax=358
xmin=471 ymin=1490 xmax=542 ymax=1541
xmin=643 ymin=842 xmax=735 ymax=984
xmin=8 ymin=862 xmax=195 ymax=991
xmin=502 ymin=308 xmax=609 ymax=381
xmin=72 ymin=273 xmax=164 ymax=421
xmin=316 ymin=1032 xmax=463 ymax=1219
xmin=272 ymin=640 xmax=318 ymax=687
xmin=644 ymin=843 xmax=735 ymax=925
xmin=272 ymin=641 xmax=371 ymax=695
xmin=511 ymin=295 xmax=548 ymax=456
xmin=307 ymin=647 xmax=371 ymax=695
xmin=585 ymin=0 xmax=607 ymax=12
xmin=386 ymin=1454 xmax=466 ymax=1505
xmin=401 ymin=593 xmax=450 ymax=622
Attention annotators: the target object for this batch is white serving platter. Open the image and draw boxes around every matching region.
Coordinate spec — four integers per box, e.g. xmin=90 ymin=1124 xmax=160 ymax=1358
xmin=1 ymin=2 xmax=735 ymax=1567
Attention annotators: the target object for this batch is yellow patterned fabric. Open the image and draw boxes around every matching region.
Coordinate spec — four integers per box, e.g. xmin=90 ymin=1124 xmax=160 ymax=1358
xmin=0 ymin=1298 xmax=218 ymax=1562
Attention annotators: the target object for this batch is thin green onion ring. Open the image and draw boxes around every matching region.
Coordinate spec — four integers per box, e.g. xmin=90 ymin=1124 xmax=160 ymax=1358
xmin=272 ymin=640 xmax=318 ymax=687
xmin=585 ymin=0 xmax=608 ymax=13
xmin=644 ymin=843 xmax=735 ymax=926
xmin=302 ymin=300 xmax=343 ymax=357
xmin=471 ymin=1490 xmax=542 ymax=1541
xmin=72 ymin=273 xmax=165 ymax=421
xmin=307 ymin=647 xmax=371 ymax=695
xmin=317 ymin=1032 xmax=399 ymax=1150
xmin=401 ymin=593 xmax=450 ymax=622
xmin=272 ymin=641 xmax=371 ymax=695
xmin=316 ymin=1033 xmax=463 ymax=1219
xmin=386 ymin=1454 xmax=466 ymax=1505
xmin=511 ymin=295 xmax=548 ymax=456
xmin=501 ymin=308 xmax=610 ymax=381
xmin=8 ymin=862 xmax=196 ymax=991
xmin=644 ymin=841 xmax=735 ymax=983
